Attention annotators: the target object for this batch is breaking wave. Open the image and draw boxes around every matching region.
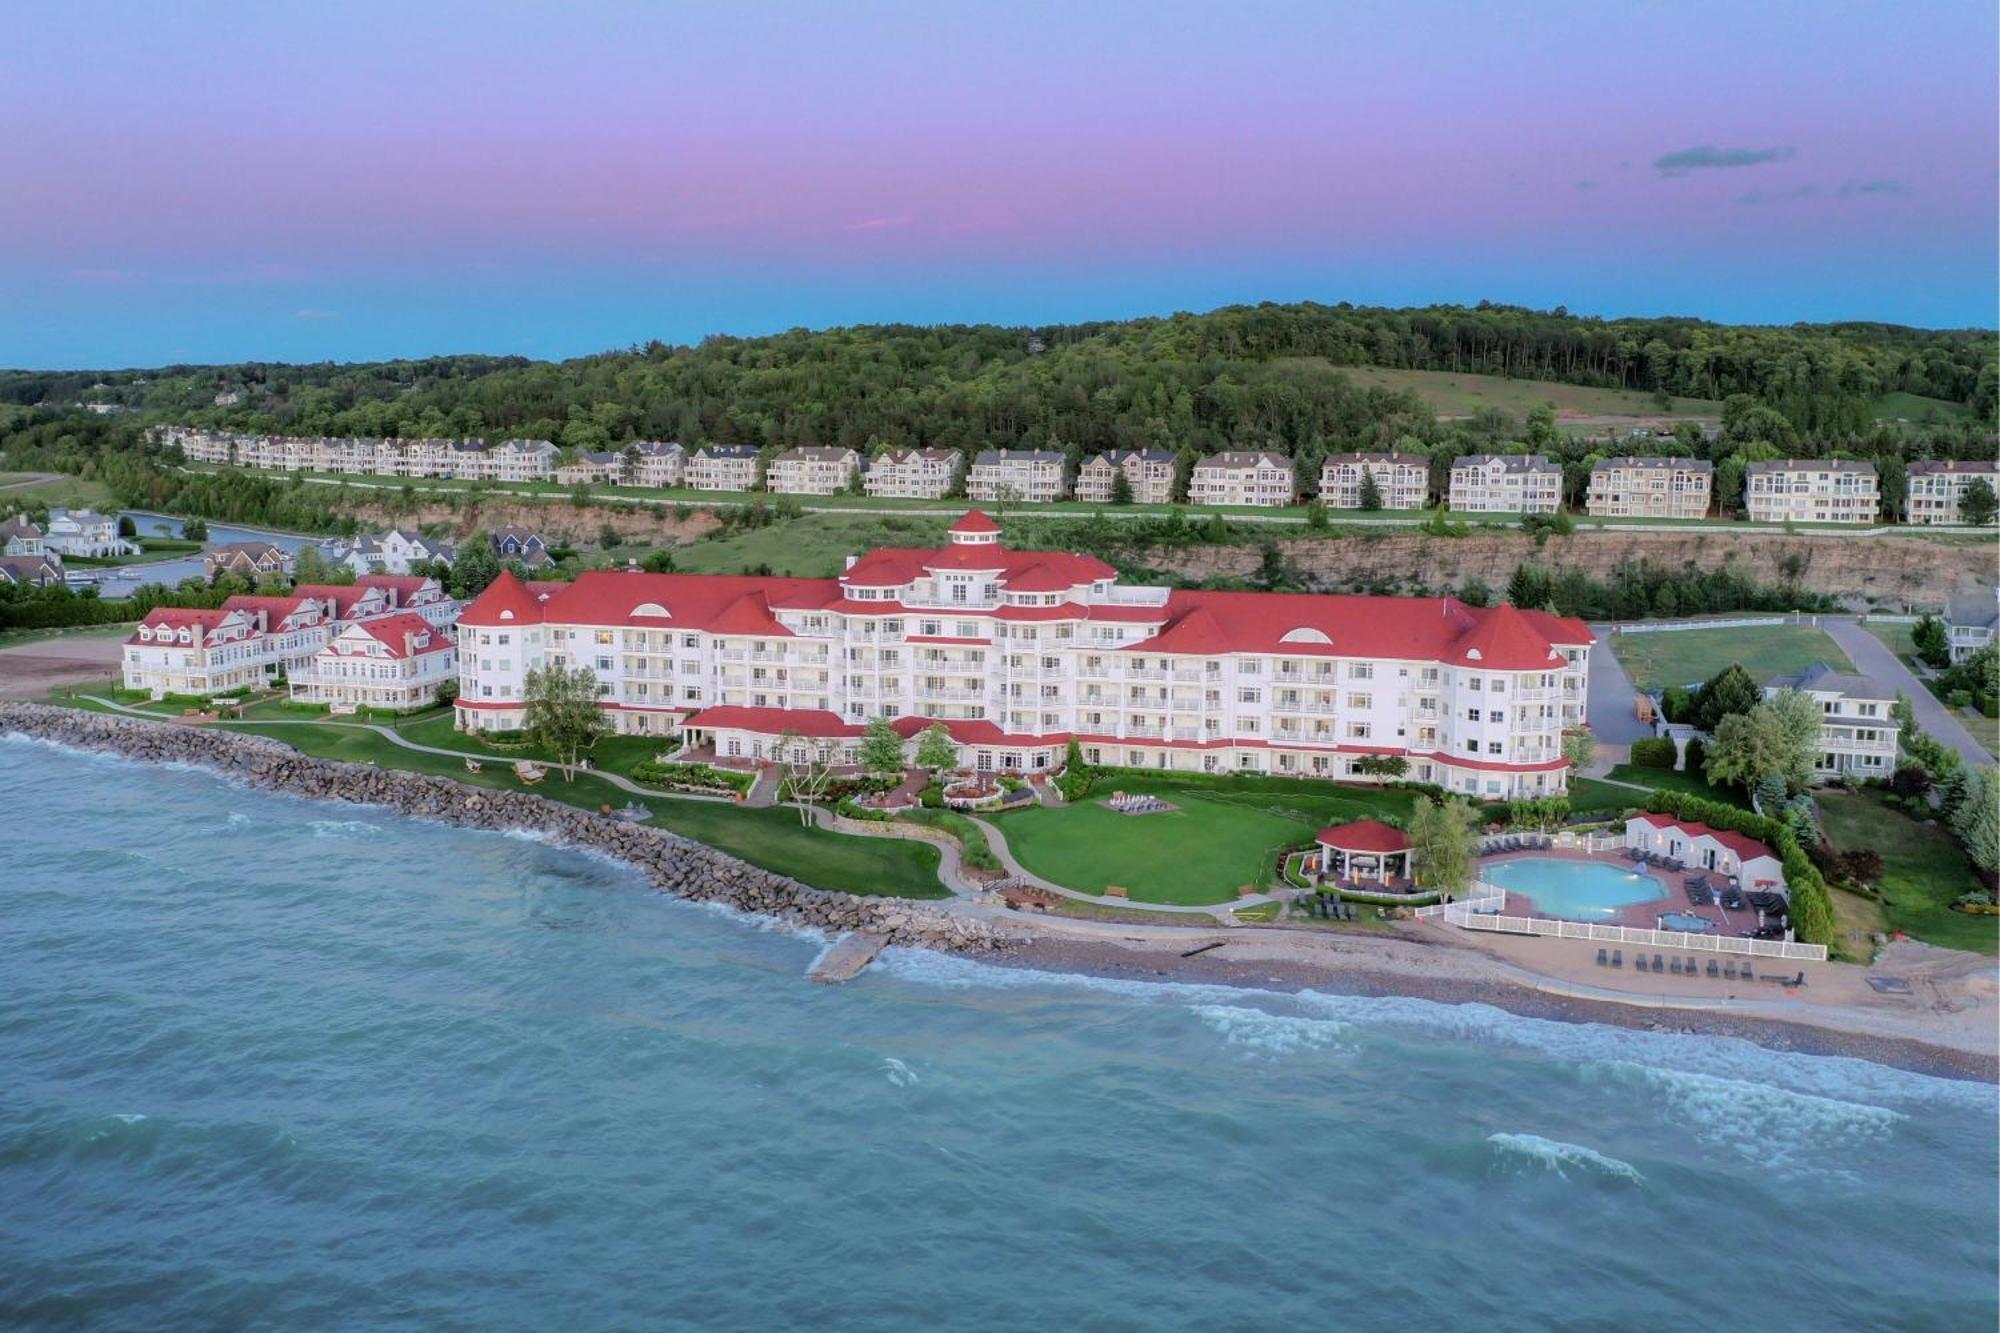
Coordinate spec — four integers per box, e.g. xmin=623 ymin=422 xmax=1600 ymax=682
xmin=1488 ymin=1133 xmax=1646 ymax=1185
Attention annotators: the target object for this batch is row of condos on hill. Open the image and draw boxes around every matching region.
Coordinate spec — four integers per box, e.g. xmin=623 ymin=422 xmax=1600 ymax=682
xmin=155 ymin=427 xmax=1992 ymax=523
xmin=451 ymin=512 xmax=1594 ymax=799
xmin=121 ymin=574 xmax=460 ymax=711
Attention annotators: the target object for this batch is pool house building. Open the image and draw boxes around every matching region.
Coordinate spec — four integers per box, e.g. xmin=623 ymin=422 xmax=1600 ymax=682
xmin=1622 ymin=813 xmax=1784 ymax=890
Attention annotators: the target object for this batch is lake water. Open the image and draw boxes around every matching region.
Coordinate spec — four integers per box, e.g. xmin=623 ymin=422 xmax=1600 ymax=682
xmin=1 ymin=738 xmax=1993 ymax=1331
xmin=84 ymin=514 xmax=317 ymax=597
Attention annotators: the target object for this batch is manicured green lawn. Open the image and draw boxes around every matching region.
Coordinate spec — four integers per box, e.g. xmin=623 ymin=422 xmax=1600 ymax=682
xmin=1602 ymin=763 xmax=1755 ymax=809
xmin=1608 ymin=624 xmax=1853 ymax=693
xmin=1567 ymin=778 xmax=1641 ymax=814
xmin=1819 ymin=789 xmax=1994 ymax=954
xmin=992 ymin=772 xmax=1415 ymax=904
xmin=669 ymin=514 xmax=952 ymax=578
xmin=0 ymin=622 xmax=137 ymax=650
xmin=171 ymin=717 xmax=947 ymax=899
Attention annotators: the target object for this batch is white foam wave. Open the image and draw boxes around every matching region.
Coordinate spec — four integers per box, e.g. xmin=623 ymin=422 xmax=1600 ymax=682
xmin=310 ymin=818 xmax=378 ymax=838
xmin=881 ymin=1057 xmax=918 ymax=1087
xmin=1191 ymin=1004 xmax=1354 ymax=1057
xmin=1590 ymin=1062 xmax=1905 ymax=1174
xmin=1489 ymin=1133 xmax=1646 ymax=1184
xmin=870 ymin=949 xmax=1993 ymax=1114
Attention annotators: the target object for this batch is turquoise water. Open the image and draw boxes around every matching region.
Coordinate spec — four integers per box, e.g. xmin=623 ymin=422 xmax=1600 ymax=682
xmin=1484 ymin=856 xmax=1670 ymax=920
xmin=1659 ymin=911 xmax=1714 ymax=932
xmin=2 ymin=739 xmax=1995 ymax=1330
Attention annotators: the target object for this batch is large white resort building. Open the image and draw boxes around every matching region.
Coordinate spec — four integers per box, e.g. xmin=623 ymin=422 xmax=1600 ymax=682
xmin=453 ymin=512 xmax=1593 ymax=797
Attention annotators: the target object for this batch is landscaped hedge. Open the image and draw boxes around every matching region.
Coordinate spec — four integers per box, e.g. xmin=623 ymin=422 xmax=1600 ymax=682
xmin=1637 ymin=791 xmax=1835 ymax=948
xmin=630 ymin=760 xmax=754 ymax=796
xmin=1630 ymin=737 xmax=1679 ymax=769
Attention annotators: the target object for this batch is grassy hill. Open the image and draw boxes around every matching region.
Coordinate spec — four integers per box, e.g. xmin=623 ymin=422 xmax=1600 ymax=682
xmin=1873 ymin=391 xmax=1975 ymax=424
xmin=1296 ymin=364 xmax=1722 ymax=422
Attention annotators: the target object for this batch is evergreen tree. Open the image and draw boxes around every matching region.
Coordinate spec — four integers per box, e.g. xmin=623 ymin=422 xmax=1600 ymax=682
xmin=1110 ymin=470 xmax=1133 ymax=505
xmin=1692 ymin=663 xmax=1761 ymax=731
xmin=449 ymin=535 xmax=502 ymax=599
xmin=1912 ymin=614 xmax=1952 ymax=668
xmin=1960 ymin=477 xmax=1998 ymax=526
xmin=1357 ymin=468 xmax=1383 ymax=511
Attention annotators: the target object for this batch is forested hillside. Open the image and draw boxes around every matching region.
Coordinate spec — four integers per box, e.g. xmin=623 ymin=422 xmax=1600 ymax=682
xmin=6 ymin=302 xmax=1993 ymax=457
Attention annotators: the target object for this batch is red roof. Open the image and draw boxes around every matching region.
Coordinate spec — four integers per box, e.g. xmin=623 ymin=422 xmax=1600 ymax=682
xmin=220 ymin=593 xmax=318 ymax=628
xmin=1129 ymin=593 xmax=1588 ymax=664
xmin=1444 ymin=601 xmax=1570 ymax=670
xmin=457 ymin=569 xmax=550 ymax=627
xmin=355 ymin=574 xmax=439 ymax=603
xmin=128 ymin=607 xmax=233 ymax=645
xmin=950 ymin=510 xmax=1001 ymax=533
xmin=1629 ymin=812 xmax=1775 ymax=864
xmin=1314 ymin=818 xmax=1411 ymax=852
xmin=350 ymin=612 xmax=451 ymax=658
xmin=685 ymin=705 xmax=856 ymax=738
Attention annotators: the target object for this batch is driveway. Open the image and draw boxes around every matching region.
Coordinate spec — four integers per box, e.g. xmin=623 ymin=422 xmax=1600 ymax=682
xmin=1821 ymin=618 xmax=1993 ymax=767
xmin=1585 ymin=625 xmax=1656 ymax=747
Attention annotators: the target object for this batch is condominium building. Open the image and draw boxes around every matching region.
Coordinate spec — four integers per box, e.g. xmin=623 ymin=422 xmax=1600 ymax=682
xmin=290 ymin=613 xmax=458 ymax=711
xmin=122 ymin=575 xmax=457 ymax=699
xmin=493 ymin=439 xmax=560 ymax=482
xmin=553 ymin=450 xmax=621 ymax=486
xmin=1905 ymin=460 xmax=1999 ymax=525
xmin=453 ymin=511 xmax=1593 ymax=799
xmin=1946 ymin=588 xmax=1998 ymax=664
xmin=685 ymin=445 xmax=761 ymax=492
xmin=1447 ymin=455 xmax=1562 ymax=514
xmin=966 ymin=450 xmax=1069 ymax=503
xmin=766 ymin=446 xmax=862 ymax=496
xmin=625 ymin=441 xmax=686 ymax=488
xmin=1743 ymin=460 xmax=1879 ymax=525
xmin=1188 ymin=452 xmax=1295 ymax=507
xmin=1318 ymin=452 xmax=1428 ymax=510
xmin=1073 ymin=449 xmax=1176 ymax=505
xmin=1584 ymin=456 xmax=1713 ymax=520
xmin=1764 ymin=663 xmax=1900 ymax=781
xmin=864 ymin=448 xmax=963 ymax=499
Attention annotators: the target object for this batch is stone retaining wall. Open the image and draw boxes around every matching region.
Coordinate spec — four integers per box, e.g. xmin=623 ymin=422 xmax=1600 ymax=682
xmin=0 ymin=703 xmax=1016 ymax=955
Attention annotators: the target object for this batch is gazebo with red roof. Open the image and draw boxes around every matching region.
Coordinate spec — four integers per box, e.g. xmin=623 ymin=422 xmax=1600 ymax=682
xmin=1314 ymin=818 xmax=1414 ymax=884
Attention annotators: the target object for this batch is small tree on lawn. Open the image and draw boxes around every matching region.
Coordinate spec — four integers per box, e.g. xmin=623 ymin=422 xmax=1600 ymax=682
xmin=1561 ymin=727 xmax=1596 ymax=772
xmin=777 ymin=728 xmax=835 ymax=827
xmin=1912 ymin=614 xmax=1952 ymax=669
xmin=915 ymin=723 xmax=958 ymax=776
xmin=1960 ymin=477 xmax=1998 ymax=527
xmin=523 ymin=664 xmax=608 ymax=780
xmin=1353 ymin=754 xmax=1408 ymax=779
xmin=1408 ymin=795 xmax=1477 ymax=894
xmin=857 ymin=717 xmax=906 ymax=776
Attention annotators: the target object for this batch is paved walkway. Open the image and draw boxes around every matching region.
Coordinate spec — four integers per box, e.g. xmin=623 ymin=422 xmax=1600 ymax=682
xmin=1584 ymin=625 xmax=1658 ymax=747
xmin=963 ymin=813 xmax=1265 ymax=920
xmin=1823 ymin=617 xmax=1993 ymax=767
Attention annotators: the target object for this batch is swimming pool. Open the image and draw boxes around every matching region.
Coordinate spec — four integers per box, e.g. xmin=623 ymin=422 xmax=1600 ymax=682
xmin=1481 ymin=857 xmax=1668 ymax=920
xmin=1657 ymin=911 xmax=1713 ymax=932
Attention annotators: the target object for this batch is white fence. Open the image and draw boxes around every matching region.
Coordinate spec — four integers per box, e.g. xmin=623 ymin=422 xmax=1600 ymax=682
xmin=1415 ymin=886 xmax=1827 ymax=962
xmin=1612 ymin=616 xmax=1789 ymax=636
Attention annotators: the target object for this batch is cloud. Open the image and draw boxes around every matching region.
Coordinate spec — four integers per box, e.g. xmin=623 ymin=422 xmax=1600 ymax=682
xmin=1732 ymin=184 xmax=1820 ymax=206
xmin=292 ymin=307 xmax=339 ymax=321
xmin=1838 ymin=178 xmax=1902 ymax=197
xmin=1574 ymin=180 xmax=1597 ymax=191
xmin=1655 ymin=144 xmax=1796 ymax=176
xmin=845 ymin=215 xmax=913 ymax=231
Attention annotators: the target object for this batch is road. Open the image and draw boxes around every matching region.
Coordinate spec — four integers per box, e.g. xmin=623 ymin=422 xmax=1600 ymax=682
xmin=1584 ymin=624 xmax=1655 ymax=748
xmin=1822 ymin=617 xmax=1994 ymax=767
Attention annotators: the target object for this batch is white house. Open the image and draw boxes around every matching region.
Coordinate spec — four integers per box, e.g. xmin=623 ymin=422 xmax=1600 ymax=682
xmin=1188 ymin=452 xmax=1295 ymax=507
xmin=966 ymin=450 xmax=1069 ymax=503
xmin=1945 ymin=589 xmax=1998 ymax=664
xmin=44 ymin=509 xmax=136 ymax=558
xmin=291 ymin=613 xmax=458 ymax=711
xmin=685 ymin=445 xmax=761 ymax=492
xmin=0 ymin=516 xmax=47 ymax=557
xmin=1905 ymin=460 xmax=1998 ymax=526
xmin=1318 ymin=453 xmax=1428 ymax=510
xmin=1763 ymin=663 xmax=1900 ymax=781
xmin=1624 ymin=813 xmax=1786 ymax=890
xmin=1073 ymin=449 xmax=1176 ymax=505
xmin=1448 ymin=455 xmax=1562 ymax=514
xmin=766 ymin=446 xmax=862 ymax=496
xmin=1743 ymin=460 xmax=1879 ymax=525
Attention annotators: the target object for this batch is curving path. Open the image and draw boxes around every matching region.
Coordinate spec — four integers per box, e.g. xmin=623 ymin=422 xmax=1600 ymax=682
xmin=964 ymin=813 xmax=1266 ymax=921
xmin=75 ymin=695 xmax=993 ymax=896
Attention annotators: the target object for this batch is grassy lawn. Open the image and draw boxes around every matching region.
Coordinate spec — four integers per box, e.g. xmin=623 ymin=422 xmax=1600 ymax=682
xmin=0 ymin=622 xmax=138 ymax=650
xmin=1608 ymin=624 xmax=1853 ymax=693
xmin=63 ymin=708 xmax=947 ymax=899
xmin=1286 ymin=362 xmax=1724 ymax=421
xmin=1568 ymin=778 xmax=1642 ymax=814
xmin=1874 ymin=390 xmax=1973 ymax=424
xmin=670 ymin=513 xmax=952 ymax=578
xmin=0 ymin=472 xmax=117 ymax=508
xmin=1819 ymin=789 xmax=1994 ymax=954
xmin=992 ymin=772 xmax=1414 ymax=905
xmin=1602 ymin=763 xmax=1755 ymax=809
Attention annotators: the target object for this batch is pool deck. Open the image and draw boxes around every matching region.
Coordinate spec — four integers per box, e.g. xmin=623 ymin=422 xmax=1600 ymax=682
xmin=1479 ymin=846 xmax=1775 ymax=937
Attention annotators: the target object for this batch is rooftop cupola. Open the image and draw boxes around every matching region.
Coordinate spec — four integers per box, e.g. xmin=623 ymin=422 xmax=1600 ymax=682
xmin=947 ymin=510 xmax=1002 ymax=546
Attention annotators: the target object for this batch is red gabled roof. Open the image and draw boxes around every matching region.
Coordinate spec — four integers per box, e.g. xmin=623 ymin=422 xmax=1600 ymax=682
xmin=709 ymin=590 xmax=791 ymax=637
xmin=1445 ymin=601 xmax=1570 ymax=670
xmin=685 ymin=705 xmax=855 ymax=738
xmin=950 ymin=510 xmax=1000 ymax=533
xmin=128 ymin=607 xmax=232 ymax=645
xmin=220 ymin=593 xmax=318 ymax=628
xmin=355 ymin=574 xmax=438 ymax=603
xmin=457 ymin=569 xmax=546 ymax=627
xmin=1629 ymin=812 xmax=1775 ymax=864
xmin=1314 ymin=818 xmax=1411 ymax=853
xmin=351 ymin=612 xmax=451 ymax=658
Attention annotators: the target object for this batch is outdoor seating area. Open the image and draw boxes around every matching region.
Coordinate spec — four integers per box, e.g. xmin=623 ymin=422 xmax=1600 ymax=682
xmin=1590 ymin=948 xmax=1806 ymax=987
xmin=1295 ymin=893 xmax=1372 ymax=922
xmin=1478 ymin=832 xmax=1556 ymax=855
xmin=1104 ymin=791 xmax=1176 ymax=816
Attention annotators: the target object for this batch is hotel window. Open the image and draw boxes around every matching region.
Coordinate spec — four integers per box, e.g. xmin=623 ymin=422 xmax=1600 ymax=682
xmin=1348 ymin=663 xmax=1372 ymax=680
xmin=1487 ymin=741 xmax=1503 ymax=755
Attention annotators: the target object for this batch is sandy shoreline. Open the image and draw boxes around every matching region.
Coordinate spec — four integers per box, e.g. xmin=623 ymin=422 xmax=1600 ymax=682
xmin=975 ymin=922 xmax=2000 ymax=1085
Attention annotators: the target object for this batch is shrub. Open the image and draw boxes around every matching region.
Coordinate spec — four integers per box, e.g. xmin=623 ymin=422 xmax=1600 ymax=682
xmin=1683 ymin=737 xmax=1706 ymax=773
xmin=1630 ymin=737 xmax=1678 ymax=769
xmin=919 ymin=782 xmax=944 ymax=809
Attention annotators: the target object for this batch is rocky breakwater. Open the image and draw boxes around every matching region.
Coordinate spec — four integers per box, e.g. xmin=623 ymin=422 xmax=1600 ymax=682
xmin=0 ymin=703 xmax=1017 ymax=956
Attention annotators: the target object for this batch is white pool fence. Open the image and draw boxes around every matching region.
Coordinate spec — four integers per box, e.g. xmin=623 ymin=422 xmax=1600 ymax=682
xmin=1415 ymin=883 xmax=1827 ymax=962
